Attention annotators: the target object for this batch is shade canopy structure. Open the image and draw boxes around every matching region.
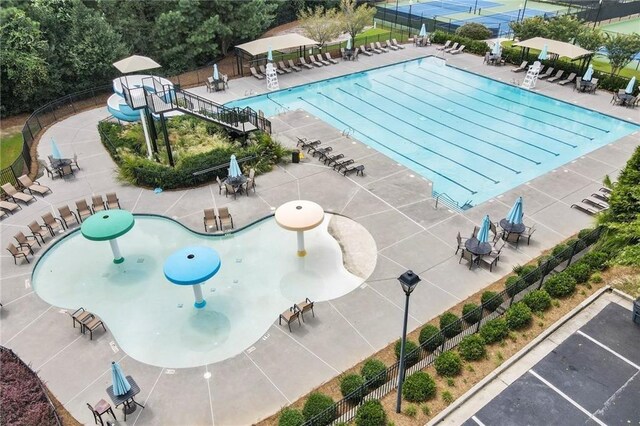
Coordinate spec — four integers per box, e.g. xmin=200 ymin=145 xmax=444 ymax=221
xmin=81 ymin=210 xmax=135 ymax=263
xmin=50 ymin=138 xmax=63 ymax=159
xmin=506 ymin=197 xmax=524 ymax=225
xmin=111 ymin=361 xmax=131 ymax=396
xmin=538 ymin=44 xmax=548 ymax=60
xmin=275 ymin=200 xmax=325 ymax=257
xmin=477 ymin=215 xmax=491 ymax=244
xmin=113 ymin=55 xmax=161 ymax=74
xmin=235 ymin=34 xmax=319 ymax=76
xmin=625 ymin=76 xmax=636 ymax=94
xmin=164 ymin=246 xmax=221 ymax=309
xmin=513 ymin=37 xmax=593 ymax=61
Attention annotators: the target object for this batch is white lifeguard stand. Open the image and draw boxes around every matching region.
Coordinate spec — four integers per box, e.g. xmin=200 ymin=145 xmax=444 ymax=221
xmin=521 ymin=61 xmax=542 ymax=90
xmin=265 ymin=63 xmax=279 ymax=91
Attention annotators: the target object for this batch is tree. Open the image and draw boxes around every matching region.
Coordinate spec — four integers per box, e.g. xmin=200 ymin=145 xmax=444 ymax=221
xmin=575 ymin=27 xmax=605 ymax=52
xmin=604 ymin=32 xmax=640 ymax=75
xmin=545 ymin=15 xmax=583 ymax=43
xmin=298 ymin=6 xmax=342 ymax=47
xmin=340 ymin=0 xmax=375 ymax=42
xmin=509 ymin=16 xmax=546 ymax=41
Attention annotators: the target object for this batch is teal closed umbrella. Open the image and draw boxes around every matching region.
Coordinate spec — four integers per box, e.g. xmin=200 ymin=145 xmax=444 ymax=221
xmin=267 ymin=46 xmax=273 ymax=62
xmin=492 ymin=41 xmax=502 ymax=56
xmin=346 ymin=36 xmax=351 ymax=51
xmin=111 ymin=361 xmax=131 ymax=396
xmin=625 ymin=76 xmax=636 ymax=94
xmin=229 ymin=155 xmax=242 ymax=178
xmin=506 ymin=197 xmax=524 ymax=225
xmin=583 ymin=64 xmax=594 ymax=81
xmin=213 ymin=64 xmax=219 ymax=80
xmin=477 ymin=215 xmax=491 ymax=244
xmin=51 ymin=138 xmax=63 ymax=159
xmin=538 ymin=44 xmax=548 ymax=60
xmin=419 ymin=23 xmax=427 ymax=37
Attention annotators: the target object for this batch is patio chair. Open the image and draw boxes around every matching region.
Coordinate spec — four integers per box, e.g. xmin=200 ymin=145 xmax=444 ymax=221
xmin=558 ymin=72 xmax=576 ymax=86
xmin=295 ymin=298 xmax=315 ymax=322
xmin=42 ymin=212 xmax=64 ymax=235
xmin=83 ymin=316 xmax=106 ymax=340
xmin=298 ymin=57 xmax=314 ymax=69
xmin=472 ymin=226 xmax=479 ymax=238
xmin=106 ymin=192 xmax=121 ymax=209
xmin=250 ymin=67 xmax=264 ymax=79
xmin=459 ymin=249 xmax=477 ymax=269
xmin=444 ymin=42 xmax=458 ymax=53
xmin=7 ymin=243 xmax=32 ymax=264
xmin=43 ymin=164 xmax=59 ymax=179
xmin=217 ymin=207 xmax=234 ymax=230
xmin=587 ymin=77 xmax=599 ymax=93
xmin=59 ymin=164 xmax=74 ymax=178
xmin=28 ymin=220 xmax=50 ymax=243
xmin=504 ymin=231 xmax=521 ymax=248
xmin=375 ymin=41 xmax=389 ymax=53
xmin=489 ymin=221 xmax=501 ymax=242
xmin=385 ymin=40 xmax=398 ymax=51
xmin=316 ymin=54 xmax=331 ymax=66
xmin=511 ymin=61 xmax=528 ymax=72
xmin=571 ymin=203 xmax=598 ymax=216
xmin=224 ymin=183 xmax=240 ymax=199
xmin=1 ymin=183 xmax=35 ymax=205
xmin=538 ymin=67 xmax=555 ymax=79
xmin=18 ymin=175 xmax=51 ymax=197
xmin=271 ymin=63 xmax=285 ymax=75
xmin=359 ymin=46 xmax=373 ymax=56
xmin=0 ymin=200 xmax=21 ymax=215
xmin=222 ymin=74 xmax=229 ymax=89
xmin=57 ymin=205 xmax=79 ymax=228
xmin=483 ymin=52 xmax=491 ymax=64
xmin=573 ymin=76 xmax=582 ymax=92
xmin=342 ymin=163 xmax=365 ymax=176
xmin=450 ymin=45 xmax=465 ymax=55
xmin=76 ymin=199 xmax=93 ymax=222
xmin=71 ymin=153 xmax=80 ymax=170
xmin=352 ymin=49 xmax=360 ymax=61
xmin=278 ymin=60 xmax=293 ymax=73
xmin=611 ymin=92 xmax=625 ymax=106
xmin=455 ymin=231 xmax=467 ymax=255
xmin=436 ymin=40 xmax=451 ymax=51
xmin=87 ymin=399 xmax=116 ymax=425
xmin=392 ymin=38 xmax=405 ymax=49
xmin=522 ymin=224 xmax=536 ymax=245
xmin=203 ymin=208 xmax=218 ymax=232
xmin=546 ymin=70 xmax=564 ymax=83
xmin=582 ymin=198 xmax=608 ymax=210
xmin=215 ymin=176 xmax=224 ymax=194
xmin=279 ymin=306 xmax=301 ymax=332
xmin=308 ymin=55 xmax=324 ymax=67
xmin=68 ymin=307 xmax=93 ymax=329
xmin=246 ymin=168 xmax=256 ymax=193
xmin=479 ymin=253 xmax=498 ymax=272
xmin=92 ymin=195 xmax=106 ymax=212
xmin=205 ymin=76 xmax=216 ymax=92
xmin=15 ymin=229 xmax=41 ymax=252
xmin=324 ymin=52 xmax=339 ymax=64
xmin=287 ymin=59 xmax=302 ymax=72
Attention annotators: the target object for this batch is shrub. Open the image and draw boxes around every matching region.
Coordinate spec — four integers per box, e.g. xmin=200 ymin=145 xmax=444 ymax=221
xmin=578 ymin=227 xmax=598 ymax=244
xmin=565 ymin=262 xmax=592 ymax=284
xmin=552 ymin=243 xmax=570 ymax=261
xmin=580 ymin=251 xmax=609 ymax=271
xmin=505 ymin=275 xmax=526 ymax=297
xmin=279 ymin=408 xmax=304 ymax=426
xmin=480 ymin=318 xmax=509 ymax=343
xmin=442 ymin=390 xmax=454 ymax=405
xmin=404 ymin=404 xmax=418 ymax=417
xmin=355 ymin=400 xmax=386 ymax=426
xmin=458 ymin=335 xmax=487 ymax=361
xmin=402 ymin=371 xmax=437 ymax=402
xmin=440 ymin=312 xmax=462 ymax=338
xmin=544 ymin=272 xmax=577 ymax=298
xmin=395 ymin=340 xmax=420 ymax=366
xmin=481 ymin=291 xmax=502 ymax=312
xmin=517 ymin=264 xmax=541 ymax=285
xmin=419 ymin=324 xmax=444 ymax=351
xmin=522 ymin=289 xmax=552 ymax=312
xmin=302 ymin=392 xmax=336 ymax=424
xmin=361 ymin=359 xmax=387 ymax=389
xmin=566 ymin=238 xmax=587 ymax=253
xmin=340 ymin=374 xmax=365 ymax=402
xmin=430 ymin=30 xmax=490 ymax=55
xmin=590 ymin=272 xmax=603 ymax=283
xmin=505 ymin=302 xmax=533 ymax=330
xmin=434 ymin=351 xmax=462 ymax=377
xmin=462 ymin=303 xmax=482 ymax=324
xmin=538 ymin=255 xmax=560 ymax=275
xmin=455 ymin=22 xmax=492 ymax=40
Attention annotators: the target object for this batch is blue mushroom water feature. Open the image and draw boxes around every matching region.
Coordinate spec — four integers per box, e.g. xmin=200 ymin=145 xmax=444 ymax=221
xmin=164 ymin=246 xmax=221 ymax=309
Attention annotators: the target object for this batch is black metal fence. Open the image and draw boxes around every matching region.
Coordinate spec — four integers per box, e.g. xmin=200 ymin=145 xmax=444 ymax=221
xmin=303 ymin=226 xmax=603 ymax=425
xmin=575 ymin=0 xmax=640 ymax=23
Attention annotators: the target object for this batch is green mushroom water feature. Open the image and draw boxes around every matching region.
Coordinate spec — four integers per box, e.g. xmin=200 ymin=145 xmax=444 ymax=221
xmin=81 ymin=210 xmax=135 ymax=263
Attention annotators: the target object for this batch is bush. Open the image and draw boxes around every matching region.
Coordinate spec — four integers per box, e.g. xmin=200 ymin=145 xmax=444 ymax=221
xmin=419 ymin=324 xmax=445 ymax=351
xmin=395 ymin=340 xmax=420 ymax=366
xmin=578 ymin=227 xmax=599 ymax=245
xmin=538 ymin=255 xmax=560 ymax=275
xmin=455 ymin=22 xmax=492 ymax=40
xmin=565 ymin=262 xmax=592 ymax=284
xmin=480 ymin=318 xmax=509 ymax=343
xmin=544 ymin=272 xmax=577 ymax=298
xmin=580 ymin=251 xmax=609 ymax=271
xmin=355 ymin=400 xmax=386 ymax=426
xmin=402 ymin=371 xmax=437 ymax=402
xmin=279 ymin=408 xmax=304 ymax=426
xmin=435 ymin=351 xmax=462 ymax=377
xmin=552 ymin=243 xmax=570 ymax=261
xmin=505 ymin=302 xmax=533 ymax=330
xmin=522 ymin=289 xmax=552 ymax=312
xmin=462 ymin=303 xmax=482 ymax=324
xmin=440 ymin=312 xmax=462 ymax=338
xmin=481 ymin=291 xmax=502 ymax=312
xmin=302 ymin=392 xmax=336 ymax=425
xmin=458 ymin=335 xmax=487 ymax=361
xmin=566 ymin=238 xmax=587 ymax=253
xmin=505 ymin=275 xmax=526 ymax=297
xmin=516 ymin=264 xmax=541 ymax=285
xmin=340 ymin=374 xmax=365 ymax=403
xmin=430 ymin=30 xmax=490 ymax=55
xmin=361 ymin=359 xmax=387 ymax=389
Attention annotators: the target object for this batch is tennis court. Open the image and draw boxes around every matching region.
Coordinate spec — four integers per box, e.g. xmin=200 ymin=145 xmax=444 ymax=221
xmin=600 ymin=16 xmax=640 ymax=34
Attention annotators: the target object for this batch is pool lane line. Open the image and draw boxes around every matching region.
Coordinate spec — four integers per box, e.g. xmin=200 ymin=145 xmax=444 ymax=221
xmin=339 ymin=87 xmax=523 ymax=173
xmin=375 ymin=78 xmax=561 ymax=158
xmin=355 ymin=83 xmax=543 ymax=164
xmin=405 ymin=70 xmax=581 ymax=147
xmin=315 ymin=92 xmax=500 ymax=185
xmin=417 ymin=66 xmax=609 ymax=134
xmin=297 ymin=96 xmax=478 ymax=195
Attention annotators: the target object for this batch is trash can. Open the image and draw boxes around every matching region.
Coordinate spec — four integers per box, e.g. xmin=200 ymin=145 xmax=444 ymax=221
xmin=292 ymin=149 xmax=300 ymax=164
xmin=633 ymin=298 xmax=640 ymax=325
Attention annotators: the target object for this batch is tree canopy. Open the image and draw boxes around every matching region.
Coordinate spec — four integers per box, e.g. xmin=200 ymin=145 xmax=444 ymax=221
xmin=298 ymin=6 xmax=343 ymax=47
xmin=604 ymin=33 xmax=640 ymax=76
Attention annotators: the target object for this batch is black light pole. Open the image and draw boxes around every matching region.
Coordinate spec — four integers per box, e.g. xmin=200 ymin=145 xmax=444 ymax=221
xmin=593 ymin=0 xmax=603 ymax=29
xmin=396 ymin=270 xmax=421 ymax=413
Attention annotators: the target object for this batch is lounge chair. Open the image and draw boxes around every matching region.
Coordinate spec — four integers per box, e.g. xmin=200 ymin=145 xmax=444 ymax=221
xmin=436 ymin=40 xmax=451 ymax=51
xmin=591 ymin=192 xmax=609 ymax=202
xmin=324 ymin=52 xmax=339 ymax=64
xmin=279 ymin=306 xmax=301 ymax=332
xmin=375 ymin=41 xmax=388 ymax=53
xmin=87 ymin=400 xmax=116 ymax=426
xmin=250 ymin=67 xmax=264 ymax=80
xmin=14 ymin=230 xmax=40 ymax=252
xmin=68 ymin=307 xmax=93 ymax=329
xmin=455 ymin=231 xmax=468 ymax=255
xmin=43 ymin=164 xmax=59 ymax=179
xmin=106 ymin=192 xmax=121 ymax=209
xmin=76 ymin=199 xmax=93 ymax=222
xmin=504 ymin=232 xmax=521 ymax=248
xmin=511 ymin=61 xmax=528 ymax=72
xmin=582 ymin=198 xmax=608 ymax=210
xmin=558 ymin=72 xmax=576 ymax=86
xmin=369 ymin=42 xmax=382 ymax=54
xmin=571 ymin=203 xmax=598 ymax=216
xmin=271 ymin=63 xmax=285 ymax=75
xmin=359 ymin=46 xmax=373 ymax=56
xmin=18 ymin=175 xmax=51 ymax=196
xmin=92 ymin=195 xmax=106 ymax=212
xmin=312 ymin=146 xmax=332 ymax=158
xmin=28 ymin=220 xmax=50 ymax=243
xmin=296 ymin=137 xmax=321 ymax=150
xmin=278 ymin=60 xmax=293 ymax=73
xmin=308 ymin=56 xmax=324 ymax=67
xmin=316 ymin=54 xmax=331 ymax=66
xmin=444 ymin=42 xmax=459 ymax=53
xmin=57 ymin=205 xmax=79 ymax=228
xmin=1 ymin=183 xmax=35 ymax=204
xmin=83 ymin=316 xmax=106 ymax=340
xmin=203 ymin=208 xmax=217 ymax=232
xmin=217 ymin=207 xmax=234 ymax=230
xmin=342 ymin=163 xmax=365 ymax=176
xmin=392 ymin=38 xmax=405 ymax=49
xmin=547 ymin=70 xmax=564 ymax=83
xmin=538 ymin=67 xmax=555 ymax=79
xmin=246 ymin=168 xmax=256 ymax=193
xmin=599 ymin=187 xmax=612 ymax=195
xmin=333 ymin=158 xmax=354 ymax=170
xmin=385 ymin=40 xmax=398 ymax=51
xmin=7 ymin=243 xmax=31 ymax=264
xmin=459 ymin=249 xmax=477 ymax=269
xmin=324 ymin=153 xmax=344 ymax=166
xmin=450 ymin=45 xmax=465 ymax=55
xmin=258 ymin=64 xmax=268 ymax=75
xmin=287 ymin=59 xmax=301 ymax=72
xmin=298 ymin=57 xmax=314 ymax=69
xmin=42 ymin=212 xmax=64 ymax=234
xmin=0 ymin=200 xmax=21 ymax=215
xmin=294 ymin=298 xmax=315 ymax=321
xmin=224 ymin=183 xmax=240 ymax=199
xmin=522 ymin=224 xmax=535 ymax=245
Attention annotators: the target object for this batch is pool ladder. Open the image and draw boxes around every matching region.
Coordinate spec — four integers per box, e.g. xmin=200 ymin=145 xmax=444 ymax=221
xmin=434 ymin=192 xmax=473 ymax=211
xmin=342 ymin=127 xmax=355 ymax=138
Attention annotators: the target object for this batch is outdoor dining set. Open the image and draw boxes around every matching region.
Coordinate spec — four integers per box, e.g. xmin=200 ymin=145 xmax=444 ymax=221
xmin=214 ymin=154 xmax=256 ymax=199
xmin=205 ymin=64 xmax=228 ymax=93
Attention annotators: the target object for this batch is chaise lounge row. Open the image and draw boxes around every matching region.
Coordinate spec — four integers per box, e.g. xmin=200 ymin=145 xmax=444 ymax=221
xmin=296 ymin=137 xmax=365 ymax=176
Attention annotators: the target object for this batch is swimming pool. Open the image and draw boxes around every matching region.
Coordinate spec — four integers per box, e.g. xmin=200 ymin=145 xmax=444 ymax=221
xmin=227 ymin=57 xmax=639 ymax=208
xmin=31 ymin=215 xmax=364 ymax=368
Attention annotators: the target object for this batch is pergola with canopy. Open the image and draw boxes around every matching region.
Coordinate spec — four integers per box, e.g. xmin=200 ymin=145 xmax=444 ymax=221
xmin=513 ymin=37 xmax=594 ymax=72
xmin=235 ymin=34 xmax=319 ymax=76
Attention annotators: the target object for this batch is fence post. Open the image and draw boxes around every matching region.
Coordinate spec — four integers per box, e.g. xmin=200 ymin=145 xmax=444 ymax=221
xmin=537 ymin=266 xmax=547 ymax=289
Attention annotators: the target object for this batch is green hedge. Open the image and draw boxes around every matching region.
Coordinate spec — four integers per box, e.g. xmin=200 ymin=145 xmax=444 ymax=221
xmin=440 ymin=312 xmax=463 ymax=338
xmin=303 ymin=392 xmax=336 ymax=425
xmin=522 ymin=289 xmax=552 ymax=312
xmin=458 ymin=335 xmax=487 ymax=361
xmin=480 ymin=318 xmax=509 ymax=343
xmin=431 ymin=30 xmax=490 ymax=56
xmin=434 ymin=351 xmax=462 ymax=377
xmin=544 ymin=272 xmax=577 ymax=298
xmin=505 ymin=302 xmax=533 ymax=330
xmin=481 ymin=291 xmax=503 ymax=312
xmin=462 ymin=303 xmax=482 ymax=325
xmin=355 ymin=400 xmax=386 ymax=426
xmin=279 ymin=408 xmax=304 ymax=426
xmin=395 ymin=340 xmax=420 ymax=366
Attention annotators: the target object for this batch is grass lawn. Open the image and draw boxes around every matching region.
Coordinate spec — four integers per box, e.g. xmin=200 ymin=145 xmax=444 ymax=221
xmin=0 ymin=132 xmax=23 ymax=169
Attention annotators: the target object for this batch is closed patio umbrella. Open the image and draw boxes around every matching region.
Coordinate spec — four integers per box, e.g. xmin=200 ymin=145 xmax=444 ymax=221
xmin=477 ymin=215 xmax=491 ymax=244
xmin=538 ymin=44 xmax=548 ymax=60
xmin=50 ymin=138 xmax=63 ymax=159
xmin=583 ymin=64 xmax=594 ymax=82
xmin=419 ymin=23 xmax=427 ymax=38
xmin=346 ymin=36 xmax=351 ymax=51
xmin=111 ymin=361 xmax=131 ymax=396
xmin=506 ymin=197 xmax=524 ymax=225
xmin=213 ymin=64 xmax=219 ymax=81
xmin=492 ymin=41 xmax=502 ymax=56
xmin=267 ymin=46 xmax=273 ymax=62
xmin=228 ymin=155 xmax=242 ymax=178
xmin=625 ymin=76 xmax=636 ymax=94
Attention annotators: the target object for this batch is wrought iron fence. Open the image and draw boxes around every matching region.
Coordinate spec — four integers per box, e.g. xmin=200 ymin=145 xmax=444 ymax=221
xmin=303 ymin=226 xmax=603 ymax=425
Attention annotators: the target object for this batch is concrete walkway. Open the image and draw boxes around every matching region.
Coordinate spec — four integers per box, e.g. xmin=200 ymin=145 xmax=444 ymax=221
xmin=1 ymin=44 xmax=638 ymax=425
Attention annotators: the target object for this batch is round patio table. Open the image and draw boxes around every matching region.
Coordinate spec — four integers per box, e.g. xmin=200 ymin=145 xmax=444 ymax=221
xmin=275 ymin=200 xmax=324 ymax=257
xmin=164 ymin=246 xmax=221 ymax=309
xmin=225 ymin=175 xmax=247 ymax=187
xmin=499 ymin=219 xmax=525 ymax=234
xmin=81 ymin=210 xmax=135 ymax=264
xmin=465 ymin=238 xmax=492 ymax=256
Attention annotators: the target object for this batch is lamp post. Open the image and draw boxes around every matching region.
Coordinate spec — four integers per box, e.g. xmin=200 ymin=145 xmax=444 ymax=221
xmin=396 ymin=270 xmax=421 ymax=413
xmin=593 ymin=0 xmax=603 ymax=29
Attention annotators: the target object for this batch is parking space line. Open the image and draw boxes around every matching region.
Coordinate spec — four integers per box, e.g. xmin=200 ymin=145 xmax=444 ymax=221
xmin=577 ymin=330 xmax=640 ymax=370
xmin=471 ymin=415 xmax=487 ymax=426
xmin=529 ymin=369 xmax=606 ymax=426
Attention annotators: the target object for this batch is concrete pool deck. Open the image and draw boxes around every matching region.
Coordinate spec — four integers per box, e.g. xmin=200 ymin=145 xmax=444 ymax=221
xmin=1 ymin=44 xmax=638 ymax=425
